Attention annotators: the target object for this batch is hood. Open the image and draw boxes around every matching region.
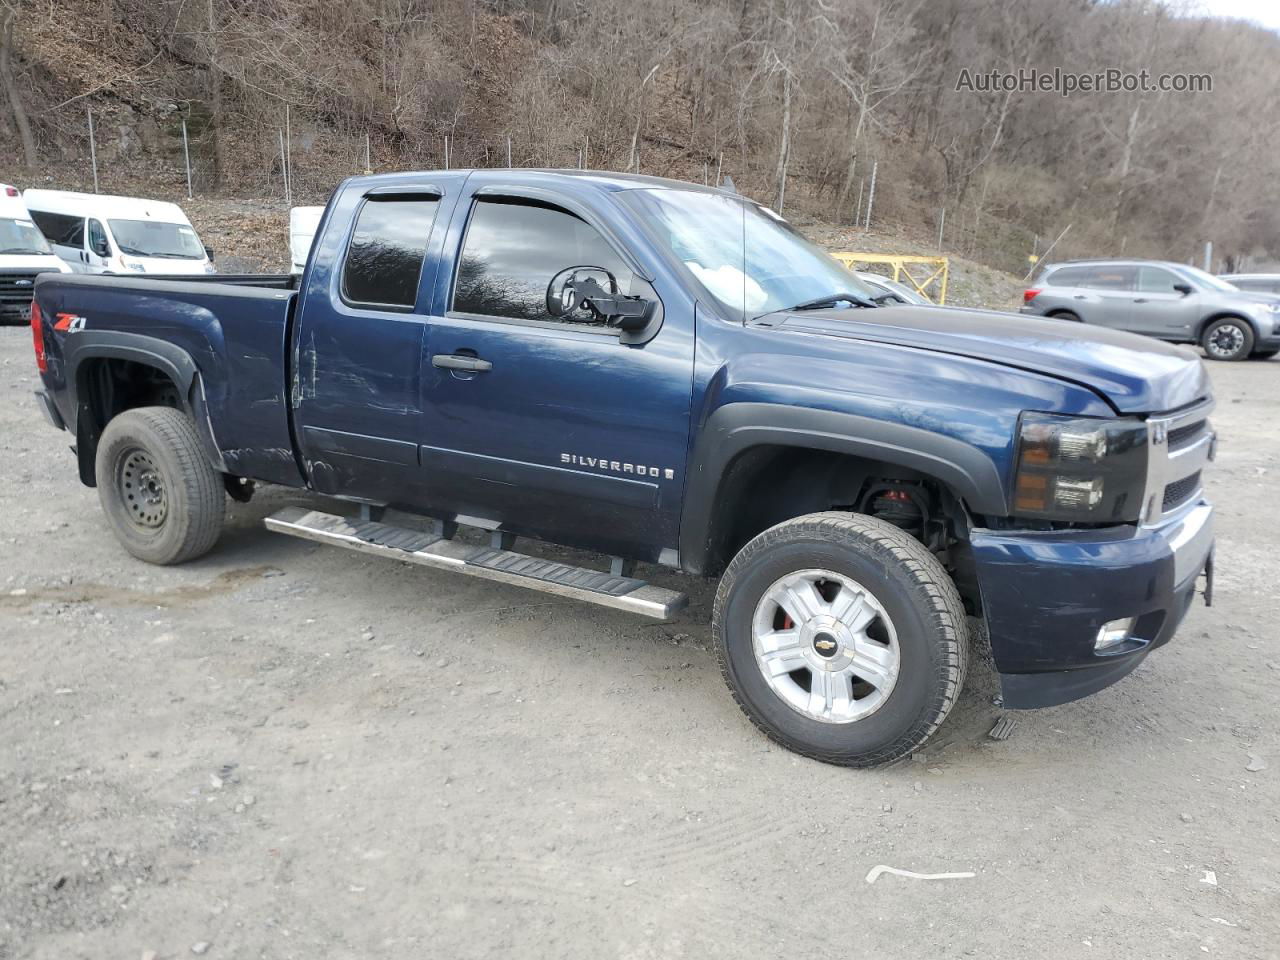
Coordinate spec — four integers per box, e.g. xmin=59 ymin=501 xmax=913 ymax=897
xmin=0 ymin=254 xmax=70 ymax=273
xmin=759 ymin=305 xmax=1209 ymax=414
xmin=124 ymin=257 xmax=212 ymax=275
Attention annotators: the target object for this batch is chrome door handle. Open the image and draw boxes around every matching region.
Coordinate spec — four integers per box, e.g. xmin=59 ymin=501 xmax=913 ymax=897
xmin=432 ymin=354 xmax=492 ymax=373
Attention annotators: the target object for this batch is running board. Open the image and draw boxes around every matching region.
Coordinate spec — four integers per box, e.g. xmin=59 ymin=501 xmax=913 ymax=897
xmin=263 ymin=507 xmax=687 ymax=619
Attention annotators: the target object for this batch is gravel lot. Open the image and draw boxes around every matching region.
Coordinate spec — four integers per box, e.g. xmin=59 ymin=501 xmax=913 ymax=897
xmin=1 ymin=326 xmax=1277 ymax=960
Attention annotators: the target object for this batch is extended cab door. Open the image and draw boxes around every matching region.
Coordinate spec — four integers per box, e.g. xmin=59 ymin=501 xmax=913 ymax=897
xmin=291 ymin=179 xmax=461 ymax=505
xmin=419 ymin=182 xmax=695 ymax=563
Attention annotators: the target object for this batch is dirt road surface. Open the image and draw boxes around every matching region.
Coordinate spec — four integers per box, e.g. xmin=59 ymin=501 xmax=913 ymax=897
xmin=1 ymin=326 xmax=1277 ymax=959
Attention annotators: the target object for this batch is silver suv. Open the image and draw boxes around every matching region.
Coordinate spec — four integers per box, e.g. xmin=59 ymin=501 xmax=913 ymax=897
xmin=1022 ymin=259 xmax=1280 ymax=361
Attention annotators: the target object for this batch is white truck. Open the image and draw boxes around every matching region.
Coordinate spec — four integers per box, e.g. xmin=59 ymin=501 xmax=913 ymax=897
xmin=0 ymin=184 xmax=71 ymax=325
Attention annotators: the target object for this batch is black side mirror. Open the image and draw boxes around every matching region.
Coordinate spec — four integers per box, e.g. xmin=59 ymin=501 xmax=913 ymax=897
xmin=546 ymin=266 xmax=655 ymax=332
xmin=1173 ymin=282 xmax=1193 ymax=296
xmin=93 ymin=239 xmax=110 ymax=257
xmin=204 ymin=245 xmax=215 ymax=262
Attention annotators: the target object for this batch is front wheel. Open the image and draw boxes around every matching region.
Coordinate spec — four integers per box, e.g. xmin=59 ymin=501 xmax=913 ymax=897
xmin=712 ymin=512 xmax=969 ymax=767
xmin=95 ymin=407 xmax=226 ymax=565
xmin=1201 ymin=318 xmax=1254 ymax=361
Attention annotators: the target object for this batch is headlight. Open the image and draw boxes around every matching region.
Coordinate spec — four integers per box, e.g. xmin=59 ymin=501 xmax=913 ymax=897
xmin=1264 ymin=302 xmax=1280 ymax=313
xmin=1012 ymin=413 xmax=1148 ymax=522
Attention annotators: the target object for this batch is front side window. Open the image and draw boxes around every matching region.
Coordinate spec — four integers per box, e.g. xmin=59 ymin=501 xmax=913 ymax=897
xmin=1086 ymin=265 xmax=1136 ymax=291
xmin=0 ymin=217 xmax=52 ymax=255
xmin=88 ymin=219 xmax=111 ymax=256
xmin=453 ymin=198 xmax=633 ymax=324
xmin=31 ymin=211 xmax=84 ymax=247
xmin=109 ymin=219 xmax=204 ymax=260
xmin=1137 ymin=266 xmax=1182 ymax=293
xmin=342 ymin=197 xmax=439 ymax=308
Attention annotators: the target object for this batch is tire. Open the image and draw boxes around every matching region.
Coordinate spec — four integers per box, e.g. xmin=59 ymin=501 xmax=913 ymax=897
xmin=94 ymin=406 xmax=225 ymax=565
xmin=1201 ymin=317 xmax=1254 ymax=361
xmin=712 ymin=511 xmax=969 ymax=767
xmin=1047 ymin=310 xmax=1082 ymax=323
xmin=1252 ymin=349 xmax=1279 ymax=360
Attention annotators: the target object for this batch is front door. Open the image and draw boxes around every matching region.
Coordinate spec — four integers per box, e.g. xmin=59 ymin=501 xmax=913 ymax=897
xmin=419 ymin=188 xmax=694 ymax=562
xmin=86 ymin=218 xmax=112 ymax=272
xmin=291 ymin=184 xmax=456 ymax=506
xmin=1132 ymin=265 xmax=1200 ymax=338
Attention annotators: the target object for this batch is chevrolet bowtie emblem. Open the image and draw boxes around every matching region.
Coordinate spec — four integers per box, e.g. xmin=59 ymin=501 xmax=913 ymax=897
xmin=814 ymin=638 xmax=837 ymax=652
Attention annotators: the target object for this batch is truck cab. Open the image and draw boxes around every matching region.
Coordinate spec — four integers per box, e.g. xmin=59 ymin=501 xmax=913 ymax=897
xmin=29 ymin=170 xmax=1216 ymax=767
xmin=0 ymin=184 xmax=71 ymax=324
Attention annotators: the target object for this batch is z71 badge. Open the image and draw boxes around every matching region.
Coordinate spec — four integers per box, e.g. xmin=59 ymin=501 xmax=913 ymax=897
xmin=561 ymin=453 xmax=674 ymax=480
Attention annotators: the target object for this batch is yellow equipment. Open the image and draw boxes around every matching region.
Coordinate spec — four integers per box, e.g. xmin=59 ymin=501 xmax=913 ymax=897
xmin=830 ymin=253 xmax=950 ymax=305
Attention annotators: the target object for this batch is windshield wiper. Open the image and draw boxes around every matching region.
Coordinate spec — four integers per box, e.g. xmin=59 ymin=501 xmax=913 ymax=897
xmin=786 ymin=291 xmax=879 ymax=311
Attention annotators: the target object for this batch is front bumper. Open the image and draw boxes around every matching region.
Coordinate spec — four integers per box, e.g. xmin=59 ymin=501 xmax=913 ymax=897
xmin=971 ymin=499 xmax=1213 ymax=708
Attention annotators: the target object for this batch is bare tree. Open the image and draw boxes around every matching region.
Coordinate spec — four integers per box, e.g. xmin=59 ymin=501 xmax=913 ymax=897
xmin=0 ymin=4 xmax=36 ymax=168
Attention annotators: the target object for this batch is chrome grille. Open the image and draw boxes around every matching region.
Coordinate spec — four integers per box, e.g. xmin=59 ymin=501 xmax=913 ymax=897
xmin=1143 ymin=400 xmax=1214 ymax=524
xmin=1163 ymin=471 xmax=1202 ymax=511
xmin=1167 ymin=420 xmax=1207 ymax=452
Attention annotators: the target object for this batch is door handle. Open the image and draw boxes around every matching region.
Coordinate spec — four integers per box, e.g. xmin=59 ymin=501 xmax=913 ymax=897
xmin=432 ymin=353 xmax=492 ymax=373
xmin=1134 ymin=298 xmax=1149 ymax=303
xmin=1073 ymin=294 xmax=1086 ymax=299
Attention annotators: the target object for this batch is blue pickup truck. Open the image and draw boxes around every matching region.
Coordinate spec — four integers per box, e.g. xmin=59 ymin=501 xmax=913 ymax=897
xmin=29 ymin=170 xmax=1216 ymax=766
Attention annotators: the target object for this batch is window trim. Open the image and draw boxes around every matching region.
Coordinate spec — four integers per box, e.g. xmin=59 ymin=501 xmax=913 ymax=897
xmin=444 ymin=192 xmax=639 ymax=336
xmin=339 ymin=190 xmax=443 ymax=314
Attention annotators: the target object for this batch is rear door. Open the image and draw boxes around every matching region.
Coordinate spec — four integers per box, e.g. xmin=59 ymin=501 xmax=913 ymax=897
xmin=418 ymin=183 xmax=695 ymax=562
xmin=1133 ymin=265 xmax=1199 ymax=338
xmin=291 ymin=180 xmax=460 ymax=506
xmin=1081 ymin=264 xmax=1137 ymax=329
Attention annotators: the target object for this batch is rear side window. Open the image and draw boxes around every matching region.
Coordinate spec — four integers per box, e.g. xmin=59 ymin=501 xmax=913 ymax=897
xmin=1045 ymin=265 xmax=1089 ymax=286
xmin=452 ymin=198 xmax=633 ymax=324
xmin=30 ymin=210 xmax=84 ymax=247
xmin=1086 ymin=265 xmax=1136 ymax=291
xmin=341 ymin=196 xmax=440 ymax=309
xmin=1137 ymin=266 xmax=1183 ymax=293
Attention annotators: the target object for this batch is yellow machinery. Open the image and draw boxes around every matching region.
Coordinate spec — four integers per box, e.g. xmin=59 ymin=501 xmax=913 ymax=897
xmin=830 ymin=253 xmax=949 ymax=305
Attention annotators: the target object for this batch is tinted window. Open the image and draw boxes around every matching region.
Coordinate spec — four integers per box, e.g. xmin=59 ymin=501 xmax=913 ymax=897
xmin=1045 ymin=265 xmax=1089 ymax=286
xmin=31 ymin=210 xmax=84 ymax=247
xmin=1086 ymin=265 xmax=1136 ymax=291
xmin=342 ymin=197 xmax=439 ymax=308
xmin=453 ymin=198 xmax=633 ymax=324
xmin=1137 ymin=266 xmax=1183 ymax=293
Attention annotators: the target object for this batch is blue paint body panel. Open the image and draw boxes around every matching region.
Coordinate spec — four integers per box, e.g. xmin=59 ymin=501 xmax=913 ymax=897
xmin=30 ymin=169 xmax=1216 ymax=705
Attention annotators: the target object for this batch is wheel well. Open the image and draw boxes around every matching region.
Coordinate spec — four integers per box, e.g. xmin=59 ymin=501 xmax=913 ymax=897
xmin=74 ymin=358 xmax=185 ymax=486
xmin=699 ymin=446 xmax=979 ymax=607
xmin=1046 ymin=309 xmax=1080 ymax=321
xmin=1197 ymin=313 xmax=1256 ymax=339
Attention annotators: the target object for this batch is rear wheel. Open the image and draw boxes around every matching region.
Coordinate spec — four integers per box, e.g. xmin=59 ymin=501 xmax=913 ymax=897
xmin=1201 ymin=318 xmax=1254 ymax=361
xmin=95 ymin=407 xmax=225 ymax=565
xmin=713 ymin=512 xmax=968 ymax=767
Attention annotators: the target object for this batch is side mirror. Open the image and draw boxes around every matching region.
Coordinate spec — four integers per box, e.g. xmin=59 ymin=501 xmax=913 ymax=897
xmin=1173 ymin=282 xmax=1193 ymax=296
xmin=546 ymin=266 xmax=655 ymax=332
xmin=204 ymin=245 xmax=215 ymax=262
xmin=93 ymin=239 xmax=110 ymax=258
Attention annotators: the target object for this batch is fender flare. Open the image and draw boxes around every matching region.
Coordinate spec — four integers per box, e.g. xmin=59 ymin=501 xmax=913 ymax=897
xmin=678 ymin=402 xmax=1008 ymax=574
xmin=63 ymin=331 xmax=226 ymax=483
xmin=1197 ymin=312 xmax=1261 ymax=341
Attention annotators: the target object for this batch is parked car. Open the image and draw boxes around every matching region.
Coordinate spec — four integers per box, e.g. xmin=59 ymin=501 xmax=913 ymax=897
xmin=1022 ymin=258 xmax=1280 ymax=361
xmin=23 ymin=190 xmax=215 ymax=276
xmin=0 ymin=183 xmax=71 ymax=325
xmin=855 ymin=271 xmax=930 ymax=305
xmin=30 ymin=170 xmax=1215 ymax=767
xmin=1220 ymin=273 xmax=1280 ymax=296
xmin=289 ymin=205 xmax=325 ymax=274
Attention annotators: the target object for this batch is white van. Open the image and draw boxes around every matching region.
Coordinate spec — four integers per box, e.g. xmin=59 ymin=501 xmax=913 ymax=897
xmin=290 ymin=205 xmax=325 ymax=274
xmin=23 ymin=189 xmax=214 ymax=276
xmin=1 ymin=184 xmax=71 ymax=324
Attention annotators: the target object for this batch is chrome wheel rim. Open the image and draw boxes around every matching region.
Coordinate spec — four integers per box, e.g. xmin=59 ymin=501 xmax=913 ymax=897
xmin=1207 ymin=325 xmax=1245 ymax=358
xmin=751 ymin=569 xmax=900 ymax=724
xmin=118 ymin=448 xmax=168 ymax=530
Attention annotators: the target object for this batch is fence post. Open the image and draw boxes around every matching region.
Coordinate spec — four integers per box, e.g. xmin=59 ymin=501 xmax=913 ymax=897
xmin=444 ymin=135 xmax=450 ymax=170
xmin=703 ymin=162 xmax=708 ymax=186
xmin=506 ymin=136 xmax=512 ymax=168
xmin=864 ymin=159 xmax=878 ymax=230
xmin=285 ymin=103 xmax=292 ymax=202
xmin=182 ymin=119 xmax=193 ymax=200
xmin=715 ymin=152 xmax=723 ymax=187
xmin=584 ymin=135 xmax=589 ymax=169
xmin=365 ymin=132 xmax=371 ymax=174
xmin=1202 ymin=240 xmax=1213 ymax=272
xmin=278 ymin=129 xmax=290 ymax=205
xmin=937 ymin=207 xmax=945 ymax=251
xmin=87 ymin=108 xmax=99 ymax=193
xmin=855 ymin=179 xmax=864 ymax=226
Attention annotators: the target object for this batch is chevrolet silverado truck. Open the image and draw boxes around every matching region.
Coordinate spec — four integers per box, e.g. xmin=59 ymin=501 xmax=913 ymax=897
xmin=29 ymin=170 xmax=1216 ymax=767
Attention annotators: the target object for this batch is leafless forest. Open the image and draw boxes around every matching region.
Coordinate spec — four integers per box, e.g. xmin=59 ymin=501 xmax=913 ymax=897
xmin=1 ymin=0 xmax=1278 ymax=272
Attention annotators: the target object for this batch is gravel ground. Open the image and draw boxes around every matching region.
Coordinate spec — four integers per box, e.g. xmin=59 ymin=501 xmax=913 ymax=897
xmin=1 ymin=326 xmax=1277 ymax=960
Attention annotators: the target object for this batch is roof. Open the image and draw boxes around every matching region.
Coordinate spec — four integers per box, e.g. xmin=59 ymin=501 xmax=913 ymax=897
xmin=348 ymin=167 xmax=731 ymax=196
xmin=20 ymin=189 xmax=193 ymax=224
xmin=1042 ymin=258 xmax=1191 ymax=270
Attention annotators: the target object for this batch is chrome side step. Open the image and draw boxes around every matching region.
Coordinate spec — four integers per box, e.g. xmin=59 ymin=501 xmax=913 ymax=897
xmin=263 ymin=507 xmax=687 ymax=619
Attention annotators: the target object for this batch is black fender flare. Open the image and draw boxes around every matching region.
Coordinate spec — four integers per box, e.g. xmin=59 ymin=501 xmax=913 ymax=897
xmin=63 ymin=331 xmax=226 ymax=483
xmin=678 ymin=402 xmax=1008 ymax=574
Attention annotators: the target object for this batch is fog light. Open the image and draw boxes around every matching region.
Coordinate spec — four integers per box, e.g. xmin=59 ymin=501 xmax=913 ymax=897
xmin=1095 ymin=617 xmax=1136 ymax=652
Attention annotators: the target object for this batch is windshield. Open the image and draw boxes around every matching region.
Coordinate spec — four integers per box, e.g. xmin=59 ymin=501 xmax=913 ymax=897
xmin=0 ymin=216 xmax=53 ymax=255
xmin=1178 ymin=264 xmax=1238 ymax=292
xmin=621 ymin=189 xmax=871 ymax=319
xmin=108 ymin=218 xmax=205 ymax=259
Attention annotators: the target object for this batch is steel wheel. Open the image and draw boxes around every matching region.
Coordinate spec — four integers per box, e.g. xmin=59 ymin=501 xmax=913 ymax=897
xmin=751 ymin=568 xmax=900 ymax=724
xmin=116 ymin=447 xmax=169 ymax=530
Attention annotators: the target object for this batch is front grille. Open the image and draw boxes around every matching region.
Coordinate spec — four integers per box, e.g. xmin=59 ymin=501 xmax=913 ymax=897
xmin=1167 ymin=419 xmax=1207 ymax=451
xmin=0 ymin=273 xmax=39 ymax=320
xmin=1163 ymin=471 xmax=1202 ymax=511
